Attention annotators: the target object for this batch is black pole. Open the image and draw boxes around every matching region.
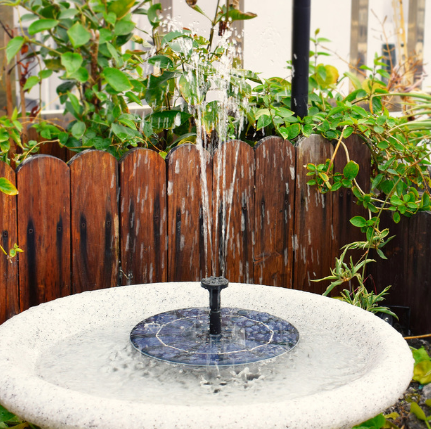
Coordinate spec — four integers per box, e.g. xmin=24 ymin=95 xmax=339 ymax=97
xmin=291 ymin=0 xmax=311 ymax=118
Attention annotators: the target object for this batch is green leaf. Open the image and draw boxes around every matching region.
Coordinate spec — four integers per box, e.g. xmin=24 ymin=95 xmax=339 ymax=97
xmin=224 ymin=8 xmax=257 ymax=22
xmin=125 ymin=91 xmax=142 ymax=105
xmin=59 ymin=8 xmax=78 ymax=19
xmin=111 ymin=123 xmax=140 ymax=140
xmin=39 ymin=69 xmax=53 ymax=79
xmin=99 ymin=28 xmax=112 ymax=44
xmin=410 ymin=402 xmax=428 ymax=421
xmin=114 ymin=19 xmax=136 ymax=36
xmin=21 ymin=13 xmax=37 ymax=22
xmin=288 ymin=123 xmax=301 ymax=139
xmin=162 ymin=30 xmax=190 ymax=45
xmin=142 ymin=121 xmax=153 ymax=138
xmin=108 ymin=0 xmax=135 ymax=19
xmin=147 ymin=3 xmax=162 ymax=26
xmin=278 ymin=127 xmax=289 ymax=140
xmin=67 ymin=22 xmax=91 ymax=48
xmin=343 ymin=160 xmax=359 ymax=180
xmin=353 ymin=413 xmax=386 ymax=428
xmin=256 ymin=114 xmax=272 ymax=131
xmin=377 ymin=141 xmax=389 ymax=150
xmin=23 ymin=75 xmax=40 ymax=91
xmin=350 ymin=216 xmax=367 ymax=227
xmin=71 ymin=121 xmax=86 ymax=139
xmin=61 ymin=52 xmax=83 ymax=75
xmin=344 ymin=71 xmax=362 ymax=90
xmin=69 ymin=67 xmax=89 ymax=83
xmin=411 ymin=347 xmax=431 ymax=365
xmin=104 ymin=12 xmax=117 ymax=26
xmin=0 ymin=177 xmax=18 ymax=196
xmin=413 ymin=360 xmax=431 ymax=385
xmin=89 ymin=137 xmax=111 ymax=150
xmin=390 ymin=195 xmax=404 ymax=206
xmin=6 ymin=36 xmax=24 ymax=64
xmin=103 ymin=68 xmax=133 ymax=92
xmin=0 ymin=404 xmax=15 ymax=422
xmin=343 ymin=126 xmax=354 ymax=138
xmin=148 ymin=55 xmax=174 ymax=69
xmin=28 ymin=19 xmax=59 ymax=35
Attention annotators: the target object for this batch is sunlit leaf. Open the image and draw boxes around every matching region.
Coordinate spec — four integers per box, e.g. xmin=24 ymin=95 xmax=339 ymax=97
xmin=0 ymin=178 xmax=18 ymax=196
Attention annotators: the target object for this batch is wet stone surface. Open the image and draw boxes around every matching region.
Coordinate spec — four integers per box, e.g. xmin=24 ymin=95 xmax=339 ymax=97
xmin=130 ymin=307 xmax=299 ymax=366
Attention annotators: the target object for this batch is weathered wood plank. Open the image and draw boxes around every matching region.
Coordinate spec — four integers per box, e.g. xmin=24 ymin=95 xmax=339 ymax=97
xmin=331 ymin=134 xmax=371 ymax=295
xmin=405 ymin=212 xmax=431 ymax=334
xmin=293 ymin=135 xmax=333 ymax=293
xmin=333 ymin=134 xmax=371 ymax=250
xmin=254 ymin=137 xmax=295 ymax=287
xmin=213 ymin=140 xmax=254 ymax=283
xmin=17 ymin=155 xmax=70 ymax=310
xmin=167 ymin=144 xmax=212 ymax=281
xmin=369 ymin=212 xmax=430 ymax=334
xmin=0 ymin=162 xmax=18 ymax=323
xmin=70 ymin=150 xmax=119 ymax=293
xmin=120 ymin=149 xmax=167 ymax=285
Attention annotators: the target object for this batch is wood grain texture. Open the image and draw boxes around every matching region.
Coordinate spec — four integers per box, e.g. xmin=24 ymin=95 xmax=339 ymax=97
xmin=167 ymin=144 xmax=212 ymax=281
xmin=254 ymin=137 xmax=295 ymax=287
xmin=70 ymin=150 xmax=119 ymax=293
xmin=213 ymin=140 xmax=254 ymax=283
xmin=293 ymin=135 xmax=333 ymax=293
xmin=368 ymin=212 xmax=430 ymax=334
xmin=331 ymin=134 xmax=371 ymax=295
xmin=405 ymin=212 xmax=431 ymax=334
xmin=17 ymin=155 xmax=70 ymax=311
xmin=120 ymin=149 xmax=167 ymax=285
xmin=333 ymin=134 xmax=371 ymax=250
xmin=0 ymin=162 xmax=18 ymax=323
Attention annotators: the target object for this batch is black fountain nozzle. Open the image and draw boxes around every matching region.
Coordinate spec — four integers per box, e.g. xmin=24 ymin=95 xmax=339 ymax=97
xmin=201 ymin=276 xmax=229 ymax=336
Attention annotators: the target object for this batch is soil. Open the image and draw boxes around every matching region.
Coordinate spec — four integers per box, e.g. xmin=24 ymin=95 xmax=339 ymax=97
xmin=382 ymin=337 xmax=431 ymax=429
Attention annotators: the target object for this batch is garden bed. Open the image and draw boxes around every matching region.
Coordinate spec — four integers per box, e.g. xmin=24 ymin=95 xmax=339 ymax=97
xmin=382 ymin=337 xmax=431 ymax=429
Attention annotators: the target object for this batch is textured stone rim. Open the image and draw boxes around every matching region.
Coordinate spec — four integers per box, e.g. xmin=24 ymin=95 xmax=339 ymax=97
xmin=0 ymin=283 xmax=413 ymax=429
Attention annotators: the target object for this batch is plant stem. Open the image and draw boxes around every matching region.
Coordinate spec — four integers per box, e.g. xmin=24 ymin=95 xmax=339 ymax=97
xmin=208 ymin=0 xmax=221 ymax=50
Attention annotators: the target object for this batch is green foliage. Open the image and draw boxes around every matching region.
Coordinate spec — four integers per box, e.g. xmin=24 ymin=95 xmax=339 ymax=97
xmin=411 ymin=347 xmax=431 ymax=385
xmin=0 ymin=403 xmax=40 ymax=428
xmin=353 ymin=414 xmax=386 ymax=429
xmin=409 ymin=401 xmax=431 ymax=429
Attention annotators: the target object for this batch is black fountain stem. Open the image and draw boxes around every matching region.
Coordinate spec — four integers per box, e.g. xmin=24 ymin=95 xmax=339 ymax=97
xmin=201 ymin=276 xmax=229 ymax=336
xmin=291 ymin=0 xmax=311 ymax=118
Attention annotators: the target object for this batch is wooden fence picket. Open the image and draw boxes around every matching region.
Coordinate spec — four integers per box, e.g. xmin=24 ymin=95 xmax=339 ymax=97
xmin=332 ymin=134 xmax=371 ymax=261
xmin=120 ymin=149 xmax=167 ymax=285
xmin=0 ymin=162 xmax=19 ymax=323
xmin=69 ymin=150 xmax=119 ymax=293
xmin=167 ymin=144 xmax=212 ymax=281
xmin=0 ymin=137 xmax=429 ymax=333
xmin=213 ymin=140 xmax=254 ymax=283
xmin=16 ymin=155 xmax=70 ymax=310
xmin=293 ymin=135 xmax=334 ymax=293
xmin=254 ymin=137 xmax=295 ymax=288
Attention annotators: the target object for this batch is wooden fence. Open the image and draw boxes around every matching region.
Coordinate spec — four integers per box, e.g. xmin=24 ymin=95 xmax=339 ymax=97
xmin=1 ymin=135 xmax=430 ymax=333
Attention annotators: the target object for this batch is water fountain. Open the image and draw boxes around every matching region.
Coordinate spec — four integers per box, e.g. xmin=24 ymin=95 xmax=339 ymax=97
xmin=0 ymin=4 xmax=413 ymax=428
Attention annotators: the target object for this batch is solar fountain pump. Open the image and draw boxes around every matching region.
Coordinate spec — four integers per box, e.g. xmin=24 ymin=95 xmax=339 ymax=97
xmin=201 ymin=276 xmax=229 ymax=336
